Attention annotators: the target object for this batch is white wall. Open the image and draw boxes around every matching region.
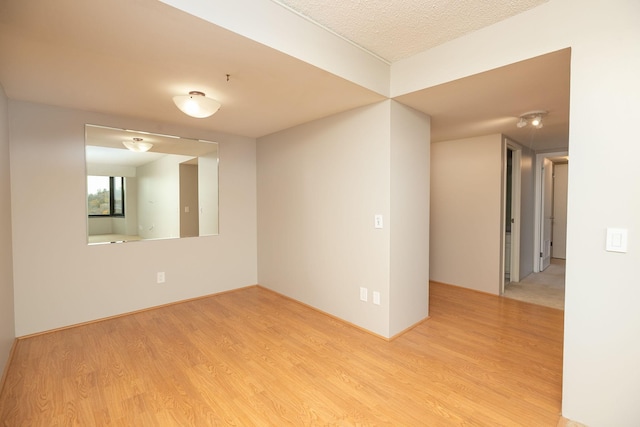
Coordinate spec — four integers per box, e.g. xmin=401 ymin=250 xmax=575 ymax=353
xmin=560 ymin=2 xmax=640 ymax=422
xmin=137 ymin=154 xmax=192 ymax=240
xmin=257 ymin=102 xmax=392 ymax=336
xmin=199 ymin=150 xmax=219 ymax=236
xmin=389 ymin=101 xmax=430 ymax=336
xmin=396 ymin=1 xmax=640 ymax=424
xmin=180 ymin=164 xmax=199 ymax=238
xmin=122 ymin=177 xmax=139 ymax=236
xmin=430 ymin=134 xmax=503 ymax=294
xmin=257 ymin=100 xmax=430 ymax=338
xmin=518 ymin=145 xmax=536 ymax=279
xmin=160 ymin=0 xmax=390 ymax=97
xmin=9 ymin=100 xmax=257 ymax=336
xmin=87 ymin=217 xmax=113 ymax=235
xmin=552 ymin=162 xmax=568 ymax=259
xmin=430 ymin=135 xmax=535 ymax=289
xmin=0 ymin=84 xmax=15 ymax=377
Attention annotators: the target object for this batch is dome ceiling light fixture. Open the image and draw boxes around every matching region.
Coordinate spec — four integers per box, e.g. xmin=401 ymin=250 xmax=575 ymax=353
xmin=173 ymin=91 xmax=221 ymax=118
xmin=517 ymin=110 xmax=548 ymax=129
xmin=122 ymin=137 xmax=153 ymax=152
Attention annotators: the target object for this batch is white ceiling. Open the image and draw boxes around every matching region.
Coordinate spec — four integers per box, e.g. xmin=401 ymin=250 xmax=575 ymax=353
xmin=0 ymin=0 xmax=569 ymax=151
xmin=85 ymin=125 xmax=218 ymax=168
xmin=272 ymin=0 xmax=549 ymax=62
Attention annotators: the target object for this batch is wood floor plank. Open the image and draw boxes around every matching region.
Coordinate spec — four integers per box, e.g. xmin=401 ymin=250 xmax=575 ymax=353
xmin=0 ymin=283 xmax=564 ymax=426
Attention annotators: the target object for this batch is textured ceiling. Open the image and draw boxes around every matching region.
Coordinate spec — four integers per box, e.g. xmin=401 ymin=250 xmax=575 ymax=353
xmin=271 ymin=0 xmax=549 ymax=62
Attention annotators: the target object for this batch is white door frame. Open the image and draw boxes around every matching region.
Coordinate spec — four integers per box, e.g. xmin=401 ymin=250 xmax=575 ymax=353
xmin=533 ymin=150 xmax=568 ymax=272
xmin=501 ymin=138 xmax=522 ymax=294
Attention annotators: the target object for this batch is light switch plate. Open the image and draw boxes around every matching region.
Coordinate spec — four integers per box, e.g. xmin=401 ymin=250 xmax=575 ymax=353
xmin=606 ymin=228 xmax=628 ymax=253
xmin=374 ymin=214 xmax=383 ymax=229
xmin=359 ymin=287 xmax=368 ymax=302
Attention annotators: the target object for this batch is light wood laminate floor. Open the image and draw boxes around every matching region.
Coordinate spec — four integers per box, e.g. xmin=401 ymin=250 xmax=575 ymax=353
xmin=0 ymin=283 xmax=564 ymax=426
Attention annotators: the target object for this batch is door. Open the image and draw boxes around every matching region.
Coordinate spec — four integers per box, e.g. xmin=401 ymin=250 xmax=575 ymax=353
xmin=552 ymin=162 xmax=568 ymax=259
xmin=540 ymin=158 xmax=553 ymax=271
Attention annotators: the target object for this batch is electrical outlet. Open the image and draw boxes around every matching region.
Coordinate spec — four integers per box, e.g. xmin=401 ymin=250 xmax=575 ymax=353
xmin=374 ymin=214 xmax=383 ymax=229
xmin=157 ymin=272 xmax=165 ymax=283
xmin=373 ymin=291 xmax=381 ymax=305
xmin=359 ymin=287 xmax=368 ymax=302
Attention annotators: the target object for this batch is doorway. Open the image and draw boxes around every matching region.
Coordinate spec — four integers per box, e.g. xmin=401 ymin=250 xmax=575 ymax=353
xmin=534 ymin=151 xmax=569 ymax=272
xmin=502 ymin=139 xmax=521 ymax=294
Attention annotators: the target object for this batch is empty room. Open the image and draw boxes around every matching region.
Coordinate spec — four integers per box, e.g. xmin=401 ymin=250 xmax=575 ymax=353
xmin=1 ymin=0 xmax=639 ymax=425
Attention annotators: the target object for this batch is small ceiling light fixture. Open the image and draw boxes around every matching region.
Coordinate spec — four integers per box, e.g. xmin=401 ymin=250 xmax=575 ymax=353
xmin=517 ymin=110 xmax=548 ymax=129
xmin=173 ymin=91 xmax=221 ymax=118
xmin=122 ymin=137 xmax=153 ymax=152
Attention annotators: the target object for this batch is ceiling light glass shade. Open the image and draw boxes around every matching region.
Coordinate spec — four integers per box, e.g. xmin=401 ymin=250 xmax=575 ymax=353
xmin=122 ymin=140 xmax=153 ymax=152
xmin=173 ymin=91 xmax=221 ymax=118
xmin=517 ymin=110 xmax=547 ymax=130
xmin=531 ymin=116 xmax=542 ymax=127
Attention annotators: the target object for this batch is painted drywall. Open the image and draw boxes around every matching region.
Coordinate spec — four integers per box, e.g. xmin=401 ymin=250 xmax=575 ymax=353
xmin=389 ymin=101 xmax=430 ymax=336
xmin=257 ymin=102 xmax=392 ymax=337
xmin=0 ymin=84 xmax=15 ymax=377
xmin=5 ymin=0 xmax=639 ymax=423
xmin=552 ymin=163 xmax=568 ymax=259
xmin=9 ymin=100 xmax=257 ymax=336
xmin=518 ymin=145 xmax=536 ymax=279
xmin=560 ymin=3 xmax=640 ymax=422
xmin=199 ymin=151 xmax=219 ymax=236
xmin=137 ymin=154 xmax=192 ymax=240
xmin=159 ymin=0 xmax=390 ymax=97
xmin=430 ymin=134 xmax=503 ymax=294
xmin=121 ymin=177 xmax=139 ymax=237
xmin=257 ymin=100 xmax=430 ymax=338
xmin=395 ymin=0 xmax=640 ymax=424
xmin=179 ymin=164 xmax=199 ymax=238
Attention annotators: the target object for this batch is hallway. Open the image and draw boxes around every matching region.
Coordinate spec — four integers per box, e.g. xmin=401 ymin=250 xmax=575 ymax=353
xmin=504 ymin=259 xmax=565 ymax=310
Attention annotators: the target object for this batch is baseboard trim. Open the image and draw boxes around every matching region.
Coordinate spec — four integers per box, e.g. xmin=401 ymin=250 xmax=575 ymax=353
xmin=16 ymin=285 xmax=260 ymax=340
xmin=389 ymin=315 xmax=431 ymax=341
xmin=257 ymin=286 xmax=393 ymax=341
xmin=16 ymin=283 xmax=430 ymax=344
xmin=429 ymin=280 xmax=499 ymax=297
xmin=0 ymin=338 xmax=18 ymax=395
xmin=257 ymin=285 xmax=429 ymax=342
xmin=557 ymin=416 xmax=587 ymax=427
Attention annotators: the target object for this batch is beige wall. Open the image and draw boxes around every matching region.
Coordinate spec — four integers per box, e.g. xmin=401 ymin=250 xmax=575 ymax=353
xmin=430 ymin=135 xmax=535 ymax=292
xmin=5 ymin=0 xmax=640 ymax=423
xmin=199 ymin=150 xmax=219 ymax=236
xmin=137 ymin=153 xmax=192 ymax=239
xmin=518 ymin=144 xmax=536 ymax=279
xmin=257 ymin=102 xmax=392 ymax=336
xmin=400 ymin=1 xmax=640 ymax=424
xmin=257 ymin=101 xmax=430 ymax=338
xmin=179 ymin=164 xmax=199 ymax=238
xmin=160 ymin=0 xmax=390 ymax=97
xmin=9 ymin=100 xmax=258 ymax=336
xmin=430 ymin=134 xmax=503 ymax=294
xmin=0 ymin=84 xmax=15 ymax=377
xmin=389 ymin=101 xmax=430 ymax=336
